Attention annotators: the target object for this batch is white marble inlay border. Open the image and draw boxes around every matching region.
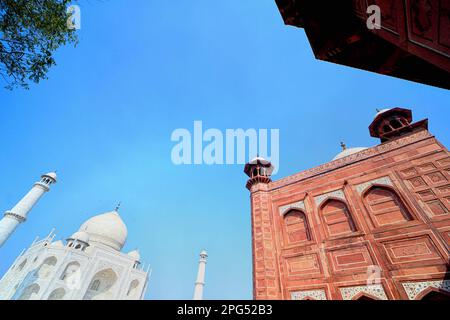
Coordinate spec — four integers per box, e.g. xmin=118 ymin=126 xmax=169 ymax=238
xmin=291 ymin=289 xmax=327 ymax=300
xmin=314 ymin=190 xmax=346 ymax=207
xmin=356 ymin=176 xmax=393 ymax=194
xmin=402 ymin=280 xmax=450 ymax=300
xmin=279 ymin=200 xmax=306 ymax=216
xmin=340 ymin=284 xmax=388 ymax=300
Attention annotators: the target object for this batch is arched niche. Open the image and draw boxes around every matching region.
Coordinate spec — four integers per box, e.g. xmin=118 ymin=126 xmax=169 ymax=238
xmin=417 ymin=287 xmax=450 ymax=301
xmin=282 ymin=209 xmax=312 ymax=244
xmin=17 ymin=283 xmax=40 ymax=300
xmin=16 ymin=259 xmax=27 ymax=272
xmin=60 ymin=261 xmax=80 ymax=281
xmin=47 ymin=287 xmax=66 ymax=300
xmin=126 ymin=279 xmax=140 ymax=298
xmin=36 ymin=256 xmax=57 ymax=279
xmin=320 ymin=198 xmax=356 ymax=237
xmin=83 ymin=268 xmax=118 ymax=300
xmin=363 ymin=186 xmax=413 ymax=228
xmin=353 ymin=292 xmax=379 ymax=300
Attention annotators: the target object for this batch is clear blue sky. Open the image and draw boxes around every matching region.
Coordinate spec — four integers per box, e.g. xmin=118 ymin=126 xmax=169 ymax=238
xmin=0 ymin=0 xmax=449 ymax=300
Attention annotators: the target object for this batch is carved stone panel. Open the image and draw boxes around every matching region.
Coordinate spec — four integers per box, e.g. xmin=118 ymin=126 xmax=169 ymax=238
xmin=402 ymin=280 xmax=450 ymax=300
xmin=340 ymin=284 xmax=388 ymax=300
xmin=315 ymin=190 xmax=346 ymax=207
xmin=279 ymin=200 xmax=306 ymax=216
xmin=381 ymin=236 xmax=443 ymax=266
xmin=285 ymin=254 xmax=321 ymax=277
xmin=291 ymin=289 xmax=327 ymax=300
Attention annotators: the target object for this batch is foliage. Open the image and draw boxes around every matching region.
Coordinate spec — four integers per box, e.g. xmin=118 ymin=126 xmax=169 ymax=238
xmin=0 ymin=0 xmax=78 ymax=89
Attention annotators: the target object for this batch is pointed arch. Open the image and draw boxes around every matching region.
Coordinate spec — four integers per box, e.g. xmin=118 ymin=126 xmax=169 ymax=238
xmin=353 ymin=292 xmax=379 ymax=300
xmin=363 ymin=186 xmax=413 ymax=228
xmin=16 ymin=259 xmax=27 ymax=272
xmin=47 ymin=287 xmax=66 ymax=300
xmin=60 ymin=261 xmax=80 ymax=280
xmin=36 ymin=256 xmax=57 ymax=279
xmin=283 ymin=209 xmax=312 ymax=244
xmin=17 ymin=283 xmax=40 ymax=300
xmin=126 ymin=279 xmax=140 ymax=298
xmin=320 ymin=198 xmax=356 ymax=237
xmin=416 ymin=287 xmax=450 ymax=300
xmin=83 ymin=268 xmax=118 ymax=300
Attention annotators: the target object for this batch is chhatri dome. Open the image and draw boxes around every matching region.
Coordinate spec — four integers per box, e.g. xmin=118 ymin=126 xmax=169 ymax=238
xmin=128 ymin=249 xmax=141 ymax=261
xmin=79 ymin=210 xmax=128 ymax=251
xmin=42 ymin=172 xmax=58 ymax=182
xmin=333 ymin=142 xmax=368 ymax=160
xmin=68 ymin=230 xmax=90 ymax=243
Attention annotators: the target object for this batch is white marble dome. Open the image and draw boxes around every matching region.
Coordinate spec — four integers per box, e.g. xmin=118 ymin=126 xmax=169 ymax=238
xmin=333 ymin=147 xmax=368 ymax=160
xmin=79 ymin=211 xmax=128 ymax=251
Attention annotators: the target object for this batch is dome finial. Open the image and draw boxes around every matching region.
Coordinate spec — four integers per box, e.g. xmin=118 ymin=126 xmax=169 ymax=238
xmin=340 ymin=141 xmax=347 ymax=151
xmin=114 ymin=201 xmax=121 ymax=212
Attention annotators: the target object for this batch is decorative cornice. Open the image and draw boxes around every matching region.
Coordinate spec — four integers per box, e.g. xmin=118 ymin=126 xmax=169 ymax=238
xmin=279 ymin=200 xmax=306 ymax=216
xmin=402 ymin=280 xmax=450 ymax=300
xmin=246 ymin=176 xmax=271 ymax=191
xmin=4 ymin=211 xmax=26 ymax=223
xmin=270 ymin=130 xmax=432 ymax=189
xmin=315 ymin=189 xmax=346 ymax=207
xmin=356 ymin=176 xmax=394 ymax=194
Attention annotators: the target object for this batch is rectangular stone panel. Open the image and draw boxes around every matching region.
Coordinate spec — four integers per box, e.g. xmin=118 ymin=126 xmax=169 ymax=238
xmin=437 ymin=157 xmax=450 ymax=168
xmin=381 ymin=236 xmax=443 ymax=265
xmin=369 ymin=0 xmax=401 ymax=34
xmin=407 ymin=176 xmax=427 ymax=189
xmin=417 ymin=189 xmax=435 ymax=200
xmin=425 ymin=172 xmax=448 ymax=184
xmin=401 ymin=167 xmax=418 ymax=178
xmin=418 ymin=163 xmax=437 ymax=173
xmin=425 ymin=199 xmax=449 ymax=217
xmin=441 ymin=230 xmax=450 ymax=247
xmin=327 ymin=245 xmax=374 ymax=273
xmin=285 ymin=254 xmax=321 ymax=276
xmin=437 ymin=185 xmax=450 ymax=195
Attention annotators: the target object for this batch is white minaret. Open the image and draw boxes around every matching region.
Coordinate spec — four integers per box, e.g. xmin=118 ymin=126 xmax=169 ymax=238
xmin=193 ymin=249 xmax=208 ymax=300
xmin=0 ymin=172 xmax=57 ymax=248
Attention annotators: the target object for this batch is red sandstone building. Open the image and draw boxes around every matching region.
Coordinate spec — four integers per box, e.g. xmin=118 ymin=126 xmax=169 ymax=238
xmin=244 ymin=108 xmax=450 ymax=300
xmin=275 ymin=0 xmax=450 ymax=89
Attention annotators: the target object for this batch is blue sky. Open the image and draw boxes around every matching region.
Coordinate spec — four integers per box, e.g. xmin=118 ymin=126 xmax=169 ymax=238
xmin=0 ymin=0 xmax=449 ymax=300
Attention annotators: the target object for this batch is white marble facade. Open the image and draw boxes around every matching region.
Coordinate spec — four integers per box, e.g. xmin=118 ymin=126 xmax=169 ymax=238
xmin=0 ymin=211 xmax=149 ymax=300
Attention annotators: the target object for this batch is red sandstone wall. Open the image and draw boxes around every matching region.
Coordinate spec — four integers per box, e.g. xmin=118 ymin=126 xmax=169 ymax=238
xmin=250 ymin=129 xmax=450 ymax=300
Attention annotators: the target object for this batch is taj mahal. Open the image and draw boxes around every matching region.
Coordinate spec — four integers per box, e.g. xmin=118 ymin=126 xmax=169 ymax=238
xmin=0 ymin=172 xmax=208 ymax=300
xmin=0 ymin=210 xmax=149 ymax=300
xmin=0 ymin=173 xmax=149 ymax=300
